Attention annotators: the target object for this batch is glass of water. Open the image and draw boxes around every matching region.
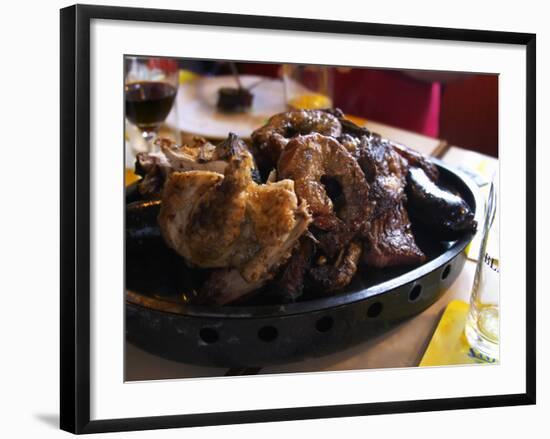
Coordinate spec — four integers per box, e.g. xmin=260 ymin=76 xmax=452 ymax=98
xmin=464 ymin=171 xmax=499 ymax=361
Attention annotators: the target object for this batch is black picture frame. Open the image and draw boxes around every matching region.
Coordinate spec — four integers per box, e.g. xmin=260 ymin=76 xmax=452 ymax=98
xmin=60 ymin=4 xmax=536 ymax=434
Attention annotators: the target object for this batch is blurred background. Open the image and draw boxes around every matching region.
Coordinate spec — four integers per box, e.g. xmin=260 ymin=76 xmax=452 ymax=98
xmin=124 ymin=57 xmax=498 ymax=162
xmin=172 ymin=60 xmax=497 ymax=157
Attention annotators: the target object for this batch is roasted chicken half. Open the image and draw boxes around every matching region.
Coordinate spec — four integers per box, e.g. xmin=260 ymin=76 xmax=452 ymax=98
xmin=158 ymin=133 xmax=312 ymax=305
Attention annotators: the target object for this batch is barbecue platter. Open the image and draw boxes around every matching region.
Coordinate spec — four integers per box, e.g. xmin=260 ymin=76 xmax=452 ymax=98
xmin=126 ymin=108 xmax=481 ymax=367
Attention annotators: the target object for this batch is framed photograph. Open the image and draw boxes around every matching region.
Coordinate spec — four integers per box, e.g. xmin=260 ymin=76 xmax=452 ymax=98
xmin=60 ymin=4 xmax=536 ymax=434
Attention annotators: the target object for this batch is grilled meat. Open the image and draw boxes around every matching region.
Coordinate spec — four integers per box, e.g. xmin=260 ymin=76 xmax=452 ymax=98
xmin=251 ymin=109 xmax=343 ymax=172
xmin=134 ymin=135 xmax=260 ymax=197
xmin=406 ymin=167 xmax=477 ymax=240
xmin=270 ymin=237 xmax=315 ymax=302
xmin=277 ymin=133 xmax=374 ymax=256
xmin=309 ymin=240 xmax=362 ymax=291
xmin=157 ymin=136 xmax=231 ymax=174
xmin=131 ymin=110 xmax=478 ymax=305
xmin=362 ymin=204 xmax=426 ymax=267
xmin=339 ymin=116 xmax=439 ymax=181
xmin=158 ymin=133 xmax=311 ymax=304
xmin=338 ymin=123 xmax=426 ymax=267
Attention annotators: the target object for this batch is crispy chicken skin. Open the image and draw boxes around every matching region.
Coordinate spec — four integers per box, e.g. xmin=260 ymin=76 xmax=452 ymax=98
xmin=158 ymin=133 xmax=312 ymax=305
xmin=156 ymin=136 xmax=230 ymax=175
xmin=134 ymin=135 xmax=261 ymax=197
xmin=181 ymin=145 xmax=253 ymax=268
xmin=199 ymin=201 xmax=311 ymax=305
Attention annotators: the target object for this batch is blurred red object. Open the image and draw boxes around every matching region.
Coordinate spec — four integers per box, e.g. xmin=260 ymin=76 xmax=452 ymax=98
xmin=237 ymin=63 xmax=498 ymax=156
xmin=148 ymin=58 xmax=178 ymax=73
xmin=333 ymin=68 xmax=441 ymax=138
xmin=439 ymin=75 xmax=498 ymax=157
xmin=238 ymin=63 xmax=440 ymax=136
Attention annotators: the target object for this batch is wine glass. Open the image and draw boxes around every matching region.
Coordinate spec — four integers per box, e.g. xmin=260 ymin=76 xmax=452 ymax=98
xmin=125 ymin=56 xmax=179 ymax=151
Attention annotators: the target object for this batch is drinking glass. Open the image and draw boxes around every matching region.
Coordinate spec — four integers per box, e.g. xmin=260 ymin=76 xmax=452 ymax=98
xmin=124 ymin=56 xmax=179 ymax=151
xmin=464 ymin=171 xmax=499 ymax=361
xmin=282 ymin=64 xmax=333 ymax=110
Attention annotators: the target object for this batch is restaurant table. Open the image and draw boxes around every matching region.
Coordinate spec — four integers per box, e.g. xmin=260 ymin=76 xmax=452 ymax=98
xmin=124 ymin=117 xmax=497 ymax=381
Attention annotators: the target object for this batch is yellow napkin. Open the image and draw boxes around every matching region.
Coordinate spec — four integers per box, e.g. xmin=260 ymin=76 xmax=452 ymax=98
xmin=125 ymin=168 xmax=140 ymax=187
xmin=420 ymin=300 xmax=497 ymax=366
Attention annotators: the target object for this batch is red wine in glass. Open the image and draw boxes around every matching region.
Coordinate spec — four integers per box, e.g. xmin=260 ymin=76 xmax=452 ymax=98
xmin=125 ymin=57 xmax=179 ymax=151
xmin=125 ymin=81 xmax=177 ymax=131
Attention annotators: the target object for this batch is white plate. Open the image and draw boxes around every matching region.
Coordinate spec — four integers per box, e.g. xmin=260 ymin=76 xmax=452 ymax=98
xmin=167 ymin=75 xmax=287 ymax=139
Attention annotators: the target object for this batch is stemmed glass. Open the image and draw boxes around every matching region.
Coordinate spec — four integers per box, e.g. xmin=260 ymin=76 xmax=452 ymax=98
xmin=125 ymin=56 xmax=179 ymax=151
